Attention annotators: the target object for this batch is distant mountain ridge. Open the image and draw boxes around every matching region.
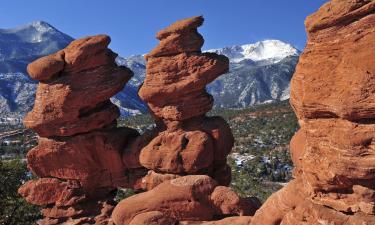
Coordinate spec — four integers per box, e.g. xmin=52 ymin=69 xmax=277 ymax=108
xmin=118 ymin=40 xmax=300 ymax=110
xmin=206 ymin=40 xmax=299 ymax=63
xmin=0 ymin=21 xmax=300 ymax=121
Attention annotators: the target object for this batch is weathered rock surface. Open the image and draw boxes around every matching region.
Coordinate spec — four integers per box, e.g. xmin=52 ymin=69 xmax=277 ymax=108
xmin=180 ymin=216 xmax=252 ymax=225
xmin=112 ymin=16 xmax=259 ymax=225
xmin=24 ymin=35 xmax=133 ymax=137
xmin=19 ymin=35 xmax=138 ymax=224
xmin=290 ymin=0 xmax=375 ymax=121
xmin=133 ymin=16 xmax=233 ymax=184
xmin=147 ymin=16 xmax=204 ymax=58
xmin=27 ymin=127 xmax=138 ymax=190
xmin=18 ymin=178 xmax=86 ymax=206
xmin=112 ymin=176 xmax=257 ymax=225
xmin=252 ymin=0 xmax=375 ymax=224
xmin=139 ymin=130 xmax=214 ymax=173
xmin=281 ymin=200 xmax=375 ymax=225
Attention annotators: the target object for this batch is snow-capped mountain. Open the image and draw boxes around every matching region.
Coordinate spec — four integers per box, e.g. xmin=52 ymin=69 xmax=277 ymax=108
xmin=118 ymin=40 xmax=300 ymax=109
xmin=0 ymin=21 xmax=300 ymax=121
xmin=0 ymin=21 xmax=73 ymax=73
xmin=207 ymin=40 xmax=299 ymax=63
xmin=204 ymin=41 xmax=300 ymax=107
xmin=0 ymin=21 xmax=73 ymax=120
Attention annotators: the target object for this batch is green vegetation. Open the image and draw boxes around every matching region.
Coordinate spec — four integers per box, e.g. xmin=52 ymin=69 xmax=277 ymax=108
xmin=0 ymin=159 xmax=41 ymax=225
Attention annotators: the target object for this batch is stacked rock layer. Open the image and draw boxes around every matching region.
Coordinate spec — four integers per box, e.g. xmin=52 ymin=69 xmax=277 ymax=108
xmin=18 ymin=35 xmax=139 ymax=224
xmin=112 ymin=16 xmax=261 ymax=225
xmin=118 ymin=16 xmax=233 ymax=189
xmin=251 ymin=0 xmax=375 ymax=224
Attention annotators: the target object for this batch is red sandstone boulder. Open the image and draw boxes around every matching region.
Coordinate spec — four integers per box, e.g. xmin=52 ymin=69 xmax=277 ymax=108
xmin=134 ymin=170 xmax=180 ymax=191
xmin=210 ymin=186 xmax=261 ymax=216
xmin=281 ymin=200 xmax=375 ymax=225
xmin=156 ymin=16 xmax=204 ymax=40
xmin=18 ymin=178 xmax=86 ymax=206
xmin=200 ymin=116 xmax=234 ymax=162
xmin=27 ymin=50 xmax=65 ymax=81
xmin=112 ymin=176 xmax=217 ymax=225
xmin=140 ymin=53 xmax=228 ymax=104
xmin=111 ymin=175 xmax=258 ymax=225
xmin=305 ymin=0 xmax=375 ymax=33
xmin=311 ymin=185 xmax=375 ymax=215
xmin=128 ymin=211 xmax=177 ymax=225
xmin=40 ymin=198 xmax=115 ymax=225
xmin=63 ymin=35 xmax=117 ymax=73
xmin=122 ymin=127 xmax=160 ymax=169
xmin=139 ymin=130 xmax=214 ymax=173
xmin=27 ymin=127 xmax=138 ymax=191
xmin=139 ymin=16 xmax=228 ymax=122
xmin=24 ymin=35 xmax=133 ymax=137
xmin=251 ymin=179 xmax=307 ymax=225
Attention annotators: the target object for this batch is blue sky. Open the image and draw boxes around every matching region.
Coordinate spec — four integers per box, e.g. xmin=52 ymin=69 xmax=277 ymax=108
xmin=1 ymin=0 xmax=327 ymax=56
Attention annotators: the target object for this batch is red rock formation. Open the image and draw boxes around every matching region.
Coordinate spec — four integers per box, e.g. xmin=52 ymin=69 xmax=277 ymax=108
xmin=19 ymin=35 xmax=139 ymax=224
xmin=113 ymin=16 xmax=261 ymax=225
xmin=23 ymin=5 xmax=375 ymax=223
xmin=112 ymin=175 xmax=260 ymax=225
xmin=251 ymin=0 xmax=375 ymax=224
xmin=132 ymin=16 xmax=233 ymax=186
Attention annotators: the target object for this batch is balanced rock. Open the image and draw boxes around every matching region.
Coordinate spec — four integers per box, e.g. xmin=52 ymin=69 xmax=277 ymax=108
xmin=129 ymin=16 xmax=233 ymax=188
xmin=24 ymin=35 xmax=133 ymax=137
xmin=111 ymin=16 xmax=258 ymax=225
xmin=19 ymin=35 xmax=139 ymax=224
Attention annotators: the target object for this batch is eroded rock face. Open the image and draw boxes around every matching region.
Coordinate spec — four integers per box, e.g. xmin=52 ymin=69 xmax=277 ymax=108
xmin=251 ymin=0 xmax=375 ymax=224
xmin=18 ymin=35 xmax=139 ymax=224
xmin=130 ymin=16 xmax=233 ymax=185
xmin=24 ymin=35 xmax=133 ymax=137
xmin=113 ymin=16 xmax=260 ymax=225
xmin=290 ymin=0 xmax=375 ymax=121
xmin=112 ymin=175 xmax=258 ymax=225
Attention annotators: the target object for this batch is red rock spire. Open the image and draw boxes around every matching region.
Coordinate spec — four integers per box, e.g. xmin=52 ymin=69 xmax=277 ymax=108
xmin=18 ymin=35 xmax=139 ymax=224
xmin=251 ymin=0 xmax=375 ymax=224
xmin=112 ymin=16 xmax=261 ymax=225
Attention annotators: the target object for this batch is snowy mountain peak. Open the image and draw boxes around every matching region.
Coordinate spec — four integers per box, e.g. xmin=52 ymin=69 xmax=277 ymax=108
xmin=207 ymin=40 xmax=300 ymax=63
xmin=0 ymin=21 xmax=73 ymax=45
xmin=29 ymin=21 xmax=56 ymax=34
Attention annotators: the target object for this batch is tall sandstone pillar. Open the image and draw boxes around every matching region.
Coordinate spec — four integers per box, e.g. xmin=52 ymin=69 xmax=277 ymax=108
xmin=112 ymin=16 xmax=261 ymax=225
xmin=251 ymin=0 xmax=375 ymax=224
xmin=18 ymin=35 xmax=139 ymax=224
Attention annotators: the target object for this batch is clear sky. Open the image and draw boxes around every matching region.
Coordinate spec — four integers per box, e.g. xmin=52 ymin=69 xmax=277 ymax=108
xmin=1 ymin=0 xmax=328 ymax=56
